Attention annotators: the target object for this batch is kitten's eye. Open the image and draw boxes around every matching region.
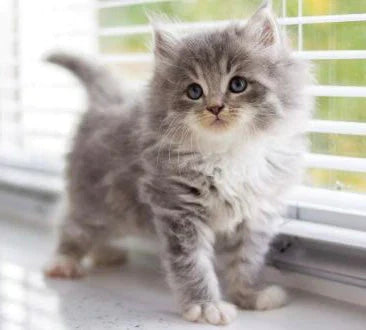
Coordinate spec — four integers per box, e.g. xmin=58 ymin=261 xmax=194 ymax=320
xmin=187 ymin=83 xmax=203 ymax=100
xmin=229 ymin=76 xmax=247 ymax=93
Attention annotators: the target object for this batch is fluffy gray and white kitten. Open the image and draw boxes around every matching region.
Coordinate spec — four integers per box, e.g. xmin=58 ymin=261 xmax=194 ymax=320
xmin=45 ymin=3 xmax=312 ymax=325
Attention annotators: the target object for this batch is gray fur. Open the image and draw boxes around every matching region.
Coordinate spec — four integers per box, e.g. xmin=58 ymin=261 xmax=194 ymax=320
xmin=47 ymin=52 xmax=124 ymax=108
xmin=45 ymin=4 xmax=313 ymax=324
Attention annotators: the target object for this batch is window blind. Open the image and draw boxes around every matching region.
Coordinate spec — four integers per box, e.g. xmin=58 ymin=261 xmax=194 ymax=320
xmin=0 ymin=0 xmax=96 ymax=171
xmin=0 ymin=0 xmax=365 ymax=240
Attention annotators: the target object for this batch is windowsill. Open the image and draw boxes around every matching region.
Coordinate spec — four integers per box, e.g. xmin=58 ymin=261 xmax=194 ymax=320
xmin=1 ymin=216 xmax=365 ymax=329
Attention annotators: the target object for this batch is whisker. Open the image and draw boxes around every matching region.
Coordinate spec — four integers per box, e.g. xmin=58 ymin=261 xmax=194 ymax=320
xmin=156 ymin=115 xmax=183 ymax=166
xmin=168 ymin=125 xmax=185 ymax=164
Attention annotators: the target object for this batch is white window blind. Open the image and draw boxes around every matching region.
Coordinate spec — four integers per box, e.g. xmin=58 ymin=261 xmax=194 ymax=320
xmin=0 ymin=0 xmax=365 ymax=242
xmin=0 ymin=0 xmax=96 ymax=174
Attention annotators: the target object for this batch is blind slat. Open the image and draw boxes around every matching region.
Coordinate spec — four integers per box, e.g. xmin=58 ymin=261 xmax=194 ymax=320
xmin=279 ymin=13 xmax=366 ymax=25
xmin=306 ymin=154 xmax=366 ymax=173
xmin=99 ymin=13 xmax=366 ymax=36
xmin=308 ymin=86 xmax=366 ymax=98
xmin=102 ymin=53 xmax=152 ymax=63
xmin=309 ymin=120 xmax=366 ymax=136
xmin=296 ymin=50 xmax=366 ymax=60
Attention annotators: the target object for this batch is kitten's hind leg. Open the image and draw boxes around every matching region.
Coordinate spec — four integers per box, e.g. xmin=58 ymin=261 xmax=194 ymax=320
xmin=45 ymin=215 xmax=109 ymax=279
xmin=215 ymin=223 xmax=287 ymax=311
xmin=45 ymin=254 xmax=85 ymax=279
xmin=89 ymin=242 xmax=128 ymax=267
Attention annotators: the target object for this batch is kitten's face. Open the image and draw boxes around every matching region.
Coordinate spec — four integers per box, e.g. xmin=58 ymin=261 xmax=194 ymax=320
xmin=151 ymin=7 xmax=307 ymax=144
xmin=170 ymin=41 xmax=258 ymax=135
xmin=162 ymin=30 xmax=278 ymax=136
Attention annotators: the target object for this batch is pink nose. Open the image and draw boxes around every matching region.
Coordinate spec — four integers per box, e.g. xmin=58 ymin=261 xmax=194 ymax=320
xmin=206 ymin=104 xmax=224 ymax=116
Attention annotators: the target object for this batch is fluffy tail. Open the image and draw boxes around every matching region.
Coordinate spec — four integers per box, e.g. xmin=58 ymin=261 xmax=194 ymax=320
xmin=46 ymin=52 xmax=123 ymax=108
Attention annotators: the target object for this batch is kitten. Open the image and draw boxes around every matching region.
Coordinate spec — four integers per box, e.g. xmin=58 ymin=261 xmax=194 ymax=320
xmin=45 ymin=3 xmax=313 ymax=325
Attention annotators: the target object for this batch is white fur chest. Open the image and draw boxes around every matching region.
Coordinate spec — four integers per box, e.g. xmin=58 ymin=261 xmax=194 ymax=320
xmin=206 ymin=162 xmax=247 ymax=233
xmin=200 ymin=146 xmax=261 ymax=233
xmin=198 ymin=140 xmax=294 ymax=234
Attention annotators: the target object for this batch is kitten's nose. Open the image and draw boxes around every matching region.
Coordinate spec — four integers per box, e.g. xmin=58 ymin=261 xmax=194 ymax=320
xmin=206 ymin=104 xmax=224 ymax=116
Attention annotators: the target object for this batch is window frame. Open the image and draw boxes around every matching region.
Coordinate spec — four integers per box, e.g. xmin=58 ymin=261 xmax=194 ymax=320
xmin=0 ymin=0 xmax=365 ymax=302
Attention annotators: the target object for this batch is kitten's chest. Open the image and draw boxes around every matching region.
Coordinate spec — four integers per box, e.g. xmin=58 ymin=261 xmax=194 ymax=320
xmin=201 ymin=155 xmax=256 ymax=233
xmin=198 ymin=141 xmax=300 ymax=233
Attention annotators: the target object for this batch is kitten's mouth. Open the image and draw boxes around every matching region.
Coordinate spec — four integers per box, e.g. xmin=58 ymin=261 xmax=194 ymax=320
xmin=196 ymin=112 xmax=232 ymax=132
xmin=210 ymin=117 xmax=226 ymax=127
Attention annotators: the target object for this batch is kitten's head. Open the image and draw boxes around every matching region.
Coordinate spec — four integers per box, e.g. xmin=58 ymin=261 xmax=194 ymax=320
xmin=149 ymin=3 xmax=311 ymax=147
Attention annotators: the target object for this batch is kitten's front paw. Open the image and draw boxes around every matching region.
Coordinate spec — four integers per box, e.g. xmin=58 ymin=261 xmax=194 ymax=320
xmin=183 ymin=301 xmax=237 ymax=325
xmin=44 ymin=255 xmax=85 ymax=279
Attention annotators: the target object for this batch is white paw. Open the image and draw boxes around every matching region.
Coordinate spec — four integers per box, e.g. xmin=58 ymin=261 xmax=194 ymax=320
xmin=183 ymin=301 xmax=237 ymax=325
xmin=44 ymin=255 xmax=85 ymax=279
xmin=255 ymin=285 xmax=288 ymax=310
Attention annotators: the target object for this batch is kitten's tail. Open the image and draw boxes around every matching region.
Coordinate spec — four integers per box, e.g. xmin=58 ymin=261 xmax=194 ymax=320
xmin=46 ymin=52 xmax=123 ymax=109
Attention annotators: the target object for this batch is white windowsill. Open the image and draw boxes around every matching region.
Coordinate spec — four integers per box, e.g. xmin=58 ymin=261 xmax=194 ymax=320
xmin=0 ymin=217 xmax=365 ymax=330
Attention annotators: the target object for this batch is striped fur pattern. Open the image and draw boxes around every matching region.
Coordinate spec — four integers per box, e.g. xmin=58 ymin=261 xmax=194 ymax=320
xmin=45 ymin=3 xmax=313 ymax=325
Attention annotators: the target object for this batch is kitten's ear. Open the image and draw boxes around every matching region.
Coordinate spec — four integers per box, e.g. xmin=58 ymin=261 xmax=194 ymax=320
xmin=244 ymin=2 xmax=281 ymax=48
xmin=153 ymin=28 xmax=178 ymax=61
xmin=148 ymin=13 xmax=179 ymax=62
